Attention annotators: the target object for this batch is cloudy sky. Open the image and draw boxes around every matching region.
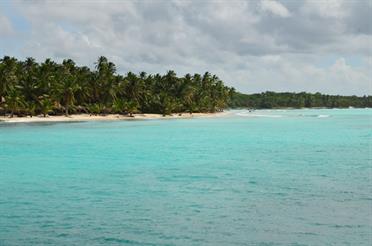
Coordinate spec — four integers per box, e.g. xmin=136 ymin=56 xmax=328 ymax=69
xmin=0 ymin=0 xmax=371 ymax=95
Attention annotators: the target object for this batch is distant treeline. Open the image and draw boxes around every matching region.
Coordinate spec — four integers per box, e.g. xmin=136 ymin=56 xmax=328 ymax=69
xmin=230 ymin=91 xmax=372 ymax=109
xmin=0 ymin=56 xmax=233 ymax=117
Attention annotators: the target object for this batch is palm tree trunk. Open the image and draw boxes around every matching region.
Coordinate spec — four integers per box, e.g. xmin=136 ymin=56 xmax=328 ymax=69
xmin=65 ymin=104 xmax=69 ymax=116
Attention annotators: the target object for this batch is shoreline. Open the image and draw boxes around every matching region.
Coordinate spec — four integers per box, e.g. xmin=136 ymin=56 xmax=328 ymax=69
xmin=0 ymin=112 xmax=228 ymax=123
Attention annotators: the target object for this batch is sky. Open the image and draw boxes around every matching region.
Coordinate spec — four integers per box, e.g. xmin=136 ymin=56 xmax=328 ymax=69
xmin=0 ymin=0 xmax=371 ymax=96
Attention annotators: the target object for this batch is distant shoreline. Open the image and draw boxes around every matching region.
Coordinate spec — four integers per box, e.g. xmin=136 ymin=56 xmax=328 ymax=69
xmin=0 ymin=112 xmax=228 ymax=123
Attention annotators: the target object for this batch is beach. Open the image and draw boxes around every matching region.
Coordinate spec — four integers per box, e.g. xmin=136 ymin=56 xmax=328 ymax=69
xmin=0 ymin=112 xmax=228 ymax=123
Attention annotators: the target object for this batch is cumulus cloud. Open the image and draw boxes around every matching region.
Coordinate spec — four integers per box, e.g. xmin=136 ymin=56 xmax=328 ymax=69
xmin=0 ymin=12 xmax=14 ymax=36
xmin=0 ymin=0 xmax=371 ymax=95
xmin=301 ymin=0 xmax=347 ymax=18
xmin=261 ymin=0 xmax=291 ymax=17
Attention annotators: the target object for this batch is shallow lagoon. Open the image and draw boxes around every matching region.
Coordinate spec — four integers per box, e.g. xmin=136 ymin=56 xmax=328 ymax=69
xmin=0 ymin=109 xmax=371 ymax=245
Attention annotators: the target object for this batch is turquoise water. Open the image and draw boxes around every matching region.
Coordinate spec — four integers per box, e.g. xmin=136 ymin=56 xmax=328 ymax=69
xmin=0 ymin=109 xmax=371 ymax=245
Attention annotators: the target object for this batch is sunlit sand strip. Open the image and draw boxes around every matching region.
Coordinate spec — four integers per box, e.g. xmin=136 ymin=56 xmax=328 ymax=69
xmin=0 ymin=112 xmax=229 ymax=123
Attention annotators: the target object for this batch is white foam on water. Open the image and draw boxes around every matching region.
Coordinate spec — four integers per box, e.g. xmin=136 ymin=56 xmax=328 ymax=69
xmin=254 ymin=114 xmax=283 ymax=118
xmin=317 ymin=115 xmax=330 ymax=118
xmin=236 ymin=112 xmax=246 ymax=116
xmin=236 ymin=112 xmax=283 ymax=118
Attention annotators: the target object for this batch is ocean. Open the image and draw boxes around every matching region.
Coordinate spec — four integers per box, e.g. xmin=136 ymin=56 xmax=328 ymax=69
xmin=0 ymin=109 xmax=371 ymax=245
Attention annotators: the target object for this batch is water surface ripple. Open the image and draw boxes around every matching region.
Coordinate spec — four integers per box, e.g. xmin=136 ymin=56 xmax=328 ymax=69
xmin=0 ymin=109 xmax=371 ymax=245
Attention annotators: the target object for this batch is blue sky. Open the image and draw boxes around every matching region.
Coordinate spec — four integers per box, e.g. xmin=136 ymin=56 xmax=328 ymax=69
xmin=0 ymin=0 xmax=371 ymax=95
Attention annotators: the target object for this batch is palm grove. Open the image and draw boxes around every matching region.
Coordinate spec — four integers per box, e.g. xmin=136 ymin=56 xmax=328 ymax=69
xmin=0 ymin=56 xmax=234 ymax=117
xmin=1 ymin=56 xmax=370 ymax=118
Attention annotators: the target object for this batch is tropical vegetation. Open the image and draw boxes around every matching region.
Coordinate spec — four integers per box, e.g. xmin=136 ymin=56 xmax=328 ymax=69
xmin=0 ymin=56 xmax=233 ymax=117
xmin=0 ymin=56 xmax=370 ymax=117
xmin=231 ymin=91 xmax=371 ymax=109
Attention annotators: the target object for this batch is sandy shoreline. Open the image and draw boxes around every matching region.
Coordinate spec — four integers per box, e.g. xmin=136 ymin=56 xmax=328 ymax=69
xmin=0 ymin=112 xmax=228 ymax=123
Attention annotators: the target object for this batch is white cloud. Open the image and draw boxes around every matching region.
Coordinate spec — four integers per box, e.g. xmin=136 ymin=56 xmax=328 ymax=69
xmin=260 ymin=55 xmax=281 ymax=63
xmin=302 ymin=0 xmax=347 ymax=18
xmin=223 ymin=55 xmax=372 ymax=95
xmin=260 ymin=0 xmax=291 ymax=18
xmin=0 ymin=0 xmax=370 ymax=95
xmin=0 ymin=13 xmax=13 ymax=36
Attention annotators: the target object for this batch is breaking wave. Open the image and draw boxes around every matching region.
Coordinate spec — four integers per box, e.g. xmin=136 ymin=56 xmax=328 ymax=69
xmin=236 ymin=112 xmax=283 ymax=118
xmin=235 ymin=111 xmax=330 ymax=119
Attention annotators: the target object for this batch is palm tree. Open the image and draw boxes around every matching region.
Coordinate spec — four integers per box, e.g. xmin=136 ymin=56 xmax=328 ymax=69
xmin=39 ymin=97 xmax=54 ymax=117
xmin=26 ymin=102 xmax=37 ymax=117
xmin=126 ymin=72 xmax=143 ymax=105
xmin=0 ymin=56 xmax=239 ymax=116
xmin=56 ymin=60 xmax=80 ymax=116
xmin=19 ymin=57 xmax=40 ymax=107
xmin=39 ymin=58 xmax=57 ymax=96
xmin=159 ymin=92 xmax=176 ymax=116
xmin=86 ymin=103 xmax=105 ymax=115
xmin=112 ymin=98 xmax=126 ymax=114
xmin=95 ymin=56 xmax=116 ymax=104
xmin=74 ymin=66 xmax=92 ymax=106
xmin=5 ymin=86 xmax=25 ymax=117
xmin=0 ymin=56 xmax=19 ymax=105
xmin=181 ymin=74 xmax=196 ymax=113
xmin=58 ymin=79 xmax=80 ymax=116
xmin=125 ymin=100 xmax=139 ymax=117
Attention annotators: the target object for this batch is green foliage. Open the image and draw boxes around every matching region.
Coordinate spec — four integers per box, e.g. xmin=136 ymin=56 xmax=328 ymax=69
xmin=126 ymin=100 xmax=139 ymax=117
xmin=86 ymin=103 xmax=106 ymax=115
xmin=38 ymin=96 xmax=54 ymax=117
xmin=0 ymin=56 xmax=233 ymax=117
xmin=111 ymin=98 xmax=126 ymax=114
xmin=4 ymin=86 xmax=26 ymax=117
xmin=229 ymin=91 xmax=372 ymax=109
xmin=0 ymin=56 xmax=369 ymax=117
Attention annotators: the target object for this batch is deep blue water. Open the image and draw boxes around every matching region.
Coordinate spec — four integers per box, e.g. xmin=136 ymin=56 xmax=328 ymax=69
xmin=0 ymin=109 xmax=371 ymax=245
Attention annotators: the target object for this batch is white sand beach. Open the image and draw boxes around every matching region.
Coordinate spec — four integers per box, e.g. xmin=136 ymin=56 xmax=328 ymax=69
xmin=0 ymin=112 xmax=228 ymax=123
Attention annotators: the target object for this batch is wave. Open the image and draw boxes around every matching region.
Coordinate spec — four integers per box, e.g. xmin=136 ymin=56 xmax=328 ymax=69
xmin=236 ymin=112 xmax=330 ymax=119
xmin=236 ymin=113 xmax=283 ymax=118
